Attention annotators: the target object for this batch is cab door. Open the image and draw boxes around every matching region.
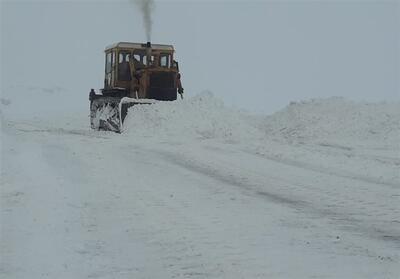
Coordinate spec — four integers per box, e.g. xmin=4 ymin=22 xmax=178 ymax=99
xmin=104 ymin=50 xmax=116 ymax=89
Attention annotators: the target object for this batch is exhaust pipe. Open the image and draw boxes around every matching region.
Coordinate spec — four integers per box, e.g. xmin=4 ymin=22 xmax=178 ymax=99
xmin=146 ymin=41 xmax=151 ymax=65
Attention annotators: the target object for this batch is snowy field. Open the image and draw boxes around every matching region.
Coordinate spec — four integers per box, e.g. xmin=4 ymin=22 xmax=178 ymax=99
xmin=1 ymin=87 xmax=399 ymax=278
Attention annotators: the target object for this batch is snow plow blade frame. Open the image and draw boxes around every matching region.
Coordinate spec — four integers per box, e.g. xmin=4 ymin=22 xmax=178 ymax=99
xmin=90 ymin=97 xmax=155 ymax=133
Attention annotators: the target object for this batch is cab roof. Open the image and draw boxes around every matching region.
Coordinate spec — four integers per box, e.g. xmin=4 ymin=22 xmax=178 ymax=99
xmin=105 ymin=42 xmax=174 ymax=52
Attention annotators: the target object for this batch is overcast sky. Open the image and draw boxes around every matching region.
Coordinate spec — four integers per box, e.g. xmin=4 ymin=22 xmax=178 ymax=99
xmin=1 ymin=0 xmax=399 ymax=114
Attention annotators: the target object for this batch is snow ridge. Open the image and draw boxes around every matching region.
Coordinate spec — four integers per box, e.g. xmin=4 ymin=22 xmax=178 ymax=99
xmin=262 ymin=97 xmax=400 ymax=146
xmin=124 ymin=93 xmax=400 ymax=148
xmin=123 ymin=91 xmax=262 ymax=142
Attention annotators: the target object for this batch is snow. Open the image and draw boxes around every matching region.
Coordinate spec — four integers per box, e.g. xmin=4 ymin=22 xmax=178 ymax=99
xmin=123 ymin=91 xmax=262 ymax=141
xmin=262 ymin=97 xmax=400 ymax=147
xmin=1 ymin=87 xmax=399 ymax=278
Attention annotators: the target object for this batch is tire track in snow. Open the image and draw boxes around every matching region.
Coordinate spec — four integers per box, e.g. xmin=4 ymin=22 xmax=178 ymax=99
xmin=149 ymin=147 xmax=400 ymax=251
xmin=245 ymin=148 xmax=399 ymax=189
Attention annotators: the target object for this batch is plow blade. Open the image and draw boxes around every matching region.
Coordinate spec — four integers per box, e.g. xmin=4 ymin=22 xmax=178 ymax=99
xmin=90 ymin=97 xmax=154 ymax=133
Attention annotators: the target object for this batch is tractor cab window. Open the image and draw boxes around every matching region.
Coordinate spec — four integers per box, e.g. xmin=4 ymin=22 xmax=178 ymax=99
xmin=132 ymin=50 xmax=147 ymax=69
xmin=160 ymin=54 xmax=170 ymax=68
xmin=133 ymin=54 xmax=141 ymax=62
xmin=119 ymin=52 xmax=130 ymax=63
xmin=118 ymin=51 xmax=131 ymax=81
xmin=106 ymin=52 xmax=112 ymax=73
xmin=111 ymin=52 xmax=116 ymax=66
xmin=146 ymin=55 xmax=157 ymax=66
xmin=150 ymin=55 xmax=158 ymax=67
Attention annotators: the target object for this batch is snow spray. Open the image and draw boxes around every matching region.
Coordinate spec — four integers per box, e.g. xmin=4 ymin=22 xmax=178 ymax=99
xmin=132 ymin=0 xmax=155 ymax=42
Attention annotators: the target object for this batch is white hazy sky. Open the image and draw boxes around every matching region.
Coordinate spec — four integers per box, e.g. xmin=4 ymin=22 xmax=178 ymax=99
xmin=1 ymin=0 xmax=399 ymax=114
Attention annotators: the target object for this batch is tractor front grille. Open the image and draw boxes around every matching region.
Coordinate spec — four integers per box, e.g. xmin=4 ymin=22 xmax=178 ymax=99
xmin=148 ymin=72 xmax=177 ymax=101
xmin=150 ymin=72 xmax=175 ymax=89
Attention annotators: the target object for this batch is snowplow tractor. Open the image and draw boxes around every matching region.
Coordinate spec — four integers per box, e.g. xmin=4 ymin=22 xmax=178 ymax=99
xmin=89 ymin=42 xmax=184 ymax=133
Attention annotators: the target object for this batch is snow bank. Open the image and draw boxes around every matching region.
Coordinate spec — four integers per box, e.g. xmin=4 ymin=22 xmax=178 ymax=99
xmin=123 ymin=93 xmax=399 ymax=149
xmin=261 ymin=97 xmax=400 ymax=147
xmin=123 ymin=91 xmax=263 ymax=142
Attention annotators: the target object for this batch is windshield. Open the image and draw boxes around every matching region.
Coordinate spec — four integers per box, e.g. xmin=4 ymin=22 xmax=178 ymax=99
xmin=130 ymin=50 xmax=173 ymax=68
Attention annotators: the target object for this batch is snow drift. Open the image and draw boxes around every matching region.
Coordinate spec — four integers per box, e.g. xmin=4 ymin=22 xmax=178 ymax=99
xmin=123 ymin=93 xmax=400 ymax=148
xmin=262 ymin=97 xmax=400 ymax=147
xmin=123 ymin=91 xmax=263 ymax=142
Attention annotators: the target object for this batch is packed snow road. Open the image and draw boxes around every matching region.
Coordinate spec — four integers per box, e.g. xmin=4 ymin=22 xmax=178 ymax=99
xmin=1 ymin=92 xmax=399 ymax=278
